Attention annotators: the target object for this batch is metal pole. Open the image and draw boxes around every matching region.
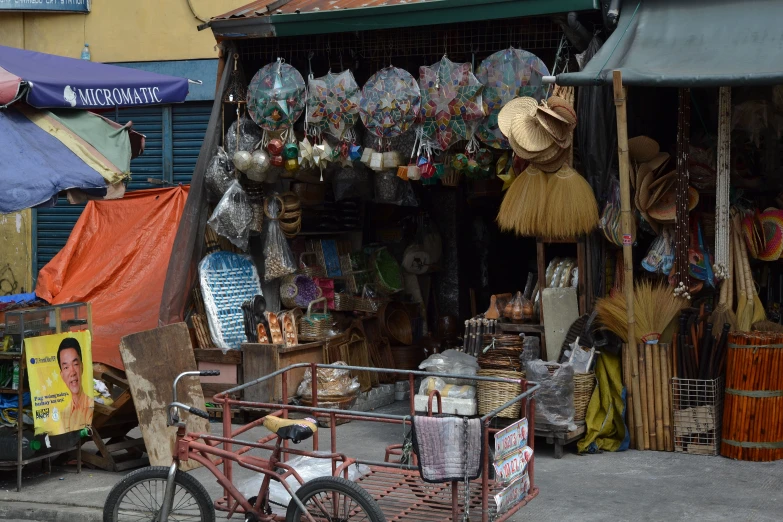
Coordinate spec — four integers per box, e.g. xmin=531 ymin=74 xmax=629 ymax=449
xmin=612 ymin=69 xmax=644 ymax=447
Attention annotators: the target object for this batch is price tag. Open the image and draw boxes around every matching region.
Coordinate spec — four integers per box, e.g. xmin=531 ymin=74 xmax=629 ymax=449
xmin=622 ymin=234 xmax=633 ymax=245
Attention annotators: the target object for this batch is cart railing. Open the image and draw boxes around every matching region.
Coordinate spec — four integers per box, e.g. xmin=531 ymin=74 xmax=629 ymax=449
xmin=209 ymin=362 xmax=539 ymax=522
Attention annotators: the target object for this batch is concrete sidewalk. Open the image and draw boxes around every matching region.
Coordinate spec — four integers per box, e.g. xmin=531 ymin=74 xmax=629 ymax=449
xmin=1 ymin=402 xmax=781 ymax=521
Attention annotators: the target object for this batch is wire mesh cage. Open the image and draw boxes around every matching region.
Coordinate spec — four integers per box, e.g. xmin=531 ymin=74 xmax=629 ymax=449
xmin=671 ymin=377 xmax=724 ymax=456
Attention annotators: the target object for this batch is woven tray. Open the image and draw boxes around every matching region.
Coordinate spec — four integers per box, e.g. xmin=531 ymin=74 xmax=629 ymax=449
xmin=476 ymin=369 xmax=523 ymax=419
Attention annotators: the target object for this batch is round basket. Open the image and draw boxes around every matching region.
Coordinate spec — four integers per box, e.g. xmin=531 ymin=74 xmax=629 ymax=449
xmin=280 ymin=281 xmax=299 ymax=309
xmin=298 ymin=252 xmax=325 ymax=278
xmin=281 ymin=274 xmax=322 ymax=309
xmin=441 ymin=170 xmax=462 ymax=187
xmin=476 ymin=369 xmax=523 ymax=419
xmin=573 ymin=371 xmax=596 ymax=423
xmin=390 ymin=345 xmax=424 ymax=370
xmin=379 ymin=302 xmax=413 ymax=345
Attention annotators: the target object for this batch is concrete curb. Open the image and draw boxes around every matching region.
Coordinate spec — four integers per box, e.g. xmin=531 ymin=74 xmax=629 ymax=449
xmin=0 ymin=501 xmax=101 ymax=522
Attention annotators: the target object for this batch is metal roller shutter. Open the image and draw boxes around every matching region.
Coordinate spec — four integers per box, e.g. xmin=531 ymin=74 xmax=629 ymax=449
xmin=172 ymin=102 xmax=212 ymax=185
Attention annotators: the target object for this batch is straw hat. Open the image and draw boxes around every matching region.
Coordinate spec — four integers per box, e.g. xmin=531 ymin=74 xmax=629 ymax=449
xmin=647 ymin=171 xmax=676 ymax=209
xmin=628 ymin=136 xmax=660 ymax=163
xmin=498 ymin=97 xmax=538 ymax=138
xmin=758 ymin=209 xmax=783 ymax=261
xmin=511 ymin=111 xmax=555 ymax=153
xmin=545 ymin=96 xmax=577 ymax=128
xmin=637 ymin=164 xmax=655 ymax=211
xmin=648 ymin=185 xmax=699 ymax=223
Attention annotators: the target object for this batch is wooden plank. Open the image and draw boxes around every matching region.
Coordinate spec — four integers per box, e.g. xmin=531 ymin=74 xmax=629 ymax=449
xmin=193 ymin=348 xmax=242 ymax=365
xmin=119 ymin=323 xmax=209 ymax=471
xmin=242 ymin=342 xmax=324 ymax=403
xmin=202 ymin=382 xmax=236 ymax=401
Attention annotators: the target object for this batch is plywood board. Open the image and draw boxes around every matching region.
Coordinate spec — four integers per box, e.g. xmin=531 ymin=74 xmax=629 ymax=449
xmin=119 ymin=323 xmax=209 ymax=470
xmin=542 ymin=288 xmax=579 ymax=361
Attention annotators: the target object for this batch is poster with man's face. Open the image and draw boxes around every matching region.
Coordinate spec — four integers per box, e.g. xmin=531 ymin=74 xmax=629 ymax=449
xmin=25 ymin=331 xmax=94 ymax=436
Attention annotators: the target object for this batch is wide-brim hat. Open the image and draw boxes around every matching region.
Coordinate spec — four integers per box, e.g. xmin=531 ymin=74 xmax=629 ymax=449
xmin=645 ymin=152 xmax=671 ymax=175
xmin=646 ymin=171 xmax=676 ymax=208
xmin=759 ymin=209 xmax=783 ymax=261
xmin=511 ymin=111 xmax=555 ymax=153
xmin=636 ymin=163 xmax=654 ymax=212
xmin=498 ymin=97 xmax=538 ymax=139
xmin=648 ymin=185 xmax=699 ymax=223
xmin=628 ymin=136 xmax=660 ymax=163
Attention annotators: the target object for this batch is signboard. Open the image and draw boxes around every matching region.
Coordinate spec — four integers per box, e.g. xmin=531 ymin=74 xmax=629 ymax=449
xmin=493 ymin=446 xmax=533 ymax=484
xmin=25 ymin=331 xmax=94 ymax=435
xmin=0 ymin=0 xmax=90 ymax=13
xmin=494 ymin=473 xmax=530 ymax=515
xmin=494 ymin=417 xmax=528 ymax=459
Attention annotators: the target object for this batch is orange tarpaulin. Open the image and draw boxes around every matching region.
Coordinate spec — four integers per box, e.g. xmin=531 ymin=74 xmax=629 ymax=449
xmin=36 ymin=186 xmax=189 ymax=370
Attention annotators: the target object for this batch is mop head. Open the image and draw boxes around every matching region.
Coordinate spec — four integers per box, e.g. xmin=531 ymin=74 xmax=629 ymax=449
xmin=541 ymin=165 xmax=599 ymax=238
xmin=497 ymin=165 xmax=548 ymax=236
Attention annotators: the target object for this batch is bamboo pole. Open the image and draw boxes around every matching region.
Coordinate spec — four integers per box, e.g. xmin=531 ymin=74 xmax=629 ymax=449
xmin=638 ymin=344 xmax=650 ymax=450
xmin=623 ymin=343 xmax=635 ymax=449
xmin=645 ymin=343 xmax=657 ymax=451
xmin=652 ymin=344 xmax=665 ymax=451
xmin=613 ymin=70 xmax=643 ymax=447
xmin=661 ymin=344 xmax=673 ymax=451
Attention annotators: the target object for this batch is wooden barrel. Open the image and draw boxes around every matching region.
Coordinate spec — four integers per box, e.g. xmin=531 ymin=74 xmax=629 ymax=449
xmin=721 ymin=332 xmax=783 ymax=461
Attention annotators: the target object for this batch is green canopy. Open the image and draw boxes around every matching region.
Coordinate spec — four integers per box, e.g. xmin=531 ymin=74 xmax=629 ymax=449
xmin=557 ymin=0 xmax=783 ymax=87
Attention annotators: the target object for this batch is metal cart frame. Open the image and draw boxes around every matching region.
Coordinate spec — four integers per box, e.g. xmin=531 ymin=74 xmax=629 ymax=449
xmin=201 ymin=363 xmax=539 ymax=521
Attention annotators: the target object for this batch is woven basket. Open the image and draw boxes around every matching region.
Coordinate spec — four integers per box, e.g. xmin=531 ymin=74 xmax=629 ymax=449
xmin=298 ymin=252 xmax=325 ymax=278
xmin=379 ymin=302 xmax=413 ymax=345
xmin=299 ymin=298 xmax=333 ymax=341
xmin=573 ymin=371 xmax=596 ymax=423
xmin=372 ymin=248 xmax=403 ymax=294
xmin=280 ymin=274 xmax=323 ymax=309
xmin=476 ymin=369 xmax=523 ymax=419
xmin=441 ymin=170 xmax=462 ymax=187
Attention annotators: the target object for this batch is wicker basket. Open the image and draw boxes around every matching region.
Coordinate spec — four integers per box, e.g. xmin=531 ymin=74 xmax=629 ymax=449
xmin=476 ymin=369 xmax=524 ymax=419
xmin=298 ymin=252 xmax=325 ymax=278
xmin=441 ymin=170 xmax=462 ymax=187
xmin=280 ymin=274 xmax=323 ymax=309
xmin=372 ymin=248 xmax=403 ymax=294
xmin=573 ymin=371 xmax=596 ymax=423
xmin=379 ymin=302 xmax=413 ymax=345
xmin=299 ymin=298 xmax=333 ymax=341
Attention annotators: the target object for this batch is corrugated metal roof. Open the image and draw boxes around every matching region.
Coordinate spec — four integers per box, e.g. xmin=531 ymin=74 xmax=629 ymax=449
xmin=212 ymin=0 xmax=438 ymax=20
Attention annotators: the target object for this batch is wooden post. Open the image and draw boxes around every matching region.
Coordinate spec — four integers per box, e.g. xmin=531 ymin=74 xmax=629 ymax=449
xmin=613 ymin=70 xmax=644 ymax=447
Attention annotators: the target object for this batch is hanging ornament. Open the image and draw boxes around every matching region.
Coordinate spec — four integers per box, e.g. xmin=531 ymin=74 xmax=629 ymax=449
xmin=359 ymin=66 xmax=421 ymax=139
xmin=496 ymin=153 xmax=517 ymax=191
xmin=349 ymin=144 xmax=363 ymax=161
xmin=298 ymin=136 xmax=314 ymax=169
xmin=475 ymin=48 xmax=550 ymax=149
xmin=247 ymin=58 xmax=306 ymax=132
xmin=267 ymin=139 xmax=284 ymax=156
xmin=233 ymin=150 xmax=253 ymax=173
xmin=418 ymin=55 xmax=484 ymax=151
xmin=245 ymin=150 xmax=270 ymax=182
xmin=270 ymin=155 xmax=284 ymax=167
xmin=283 ymin=142 xmax=299 ymax=160
xmin=307 ymin=69 xmax=361 ymax=140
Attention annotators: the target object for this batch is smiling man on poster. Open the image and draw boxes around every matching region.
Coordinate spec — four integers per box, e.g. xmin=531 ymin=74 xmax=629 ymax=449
xmin=26 ymin=331 xmax=94 ymax=436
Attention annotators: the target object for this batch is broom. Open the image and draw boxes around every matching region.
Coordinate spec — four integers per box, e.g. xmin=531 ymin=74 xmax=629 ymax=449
xmin=596 ymin=280 xmax=688 ymax=344
xmin=540 ymin=165 xmax=599 ymax=238
xmin=710 ymin=246 xmax=737 ymax=335
xmin=733 ymin=213 xmax=752 ymax=331
xmin=497 ymin=165 xmax=548 ymax=237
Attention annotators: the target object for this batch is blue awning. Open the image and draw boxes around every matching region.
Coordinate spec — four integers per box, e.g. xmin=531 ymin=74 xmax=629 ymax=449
xmin=0 ymin=45 xmax=189 ymax=109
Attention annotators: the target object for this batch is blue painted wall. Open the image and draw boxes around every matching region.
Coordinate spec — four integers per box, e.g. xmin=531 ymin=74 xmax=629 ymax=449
xmin=112 ymin=59 xmax=218 ymax=101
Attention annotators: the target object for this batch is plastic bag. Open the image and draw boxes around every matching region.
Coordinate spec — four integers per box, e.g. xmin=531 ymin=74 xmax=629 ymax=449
xmin=525 ymin=360 xmax=575 ymax=428
xmin=263 ymin=196 xmax=297 ymax=281
xmin=225 ymin=114 xmax=262 ymax=155
xmin=419 ymin=349 xmax=479 ymax=385
xmin=205 ymin=146 xmax=238 ymax=199
xmin=239 ymin=452 xmax=370 ymax=515
xmin=519 ymin=336 xmax=540 ymax=365
xmin=297 ymin=361 xmax=361 ymax=399
xmin=207 ymin=180 xmax=252 ymax=251
xmin=333 ymin=167 xmax=373 ymax=202
xmin=418 ymin=376 xmax=476 ymax=399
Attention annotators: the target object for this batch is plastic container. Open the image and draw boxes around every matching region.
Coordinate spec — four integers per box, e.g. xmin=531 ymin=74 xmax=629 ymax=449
xmin=81 ymin=43 xmax=91 ymax=61
xmin=0 ymin=428 xmax=41 ymax=461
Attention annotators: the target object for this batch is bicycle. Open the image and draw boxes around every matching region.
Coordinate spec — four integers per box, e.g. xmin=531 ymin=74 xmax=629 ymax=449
xmin=103 ymin=370 xmax=385 ymax=522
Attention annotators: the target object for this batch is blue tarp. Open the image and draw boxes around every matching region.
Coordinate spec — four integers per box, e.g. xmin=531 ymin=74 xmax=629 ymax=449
xmin=0 ymin=44 xmax=189 ymax=109
xmin=0 ymin=108 xmax=107 ymax=213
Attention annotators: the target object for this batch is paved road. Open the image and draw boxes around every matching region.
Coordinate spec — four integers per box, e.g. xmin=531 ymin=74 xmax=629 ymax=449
xmin=1 ymin=402 xmax=781 ymax=521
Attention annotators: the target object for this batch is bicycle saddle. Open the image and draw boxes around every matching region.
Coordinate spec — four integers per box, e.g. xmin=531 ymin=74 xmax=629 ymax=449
xmin=263 ymin=415 xmax=318 ymax=443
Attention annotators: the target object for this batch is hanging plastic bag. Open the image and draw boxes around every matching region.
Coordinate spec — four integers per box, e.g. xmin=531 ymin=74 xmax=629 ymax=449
xmin=207 ymin=180 xmax=252 ymax=251
xmin=262 ymin=195 xmax=297 ymax=281
xmin=600 ymin=177 xmax=622 ymax=247
xmin=525 ymin=360 xmax=575 ymax=428
xmin=205 ymin=146 xmax=238 ymax=200
xmin=225 ymin=114 xmax=263 ymax=154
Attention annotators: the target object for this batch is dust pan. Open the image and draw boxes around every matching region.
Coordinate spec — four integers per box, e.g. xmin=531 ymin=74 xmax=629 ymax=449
xmin=497 ymin=165 xmax=548 ymax=237
xmin=540 ymin=165 xmax=599 ymax=238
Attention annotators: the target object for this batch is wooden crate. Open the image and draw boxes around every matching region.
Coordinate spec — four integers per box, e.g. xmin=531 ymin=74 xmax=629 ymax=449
xmin=242 ymin=342 xmax=324 ymax=403
xmin=193 ymin=348 xmax=243 ymax=401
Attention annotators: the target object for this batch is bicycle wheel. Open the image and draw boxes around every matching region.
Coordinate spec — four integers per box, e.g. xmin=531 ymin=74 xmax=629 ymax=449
xmin=103 ymin=466 xmax=215 ymax=522
xmin=286 ymin=476 xmax=385 ymax=522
